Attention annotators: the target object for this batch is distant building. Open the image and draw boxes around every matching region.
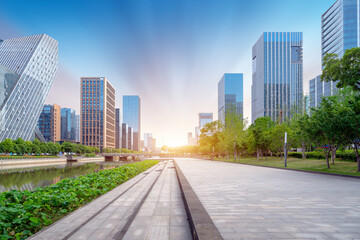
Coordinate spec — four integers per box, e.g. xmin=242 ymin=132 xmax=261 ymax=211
xmin=128 ymin=127 xmax=133 ymax=151
xmin=252 ymin=32 xmax=303 ymax=123
xmin=199 ymin=113 xmax=213 ymax=128
xmin=187 ymin=132 xmax=196 ymax=145
xmin=144 ymin=133 xmax=152 ymax=148
xmin=123 ymin=96 xmax=141 ymax=151
xmin=0 ymin=34 xmax=58 ymax=141
xmin=151 ymin=138 xmax=156 ymax=152
xmin=121 ymin=123 xmax=128 ymax=149
xmin=310 ymin=0 xmax=360 ymax=108
xmin=218 ymin=73 xmax=244 ymax=123
xmin=80 ymin=77 xmax=116 ymax=149
xmin=61 ymin=108 xmax=76 ymax=141
xmin=75 ymin=115 xmax=80 ymax=142
xmin=115 ymin=108 xmax=121 ymax=149
xmin=37 ymin=104 xmax=61 ymax=142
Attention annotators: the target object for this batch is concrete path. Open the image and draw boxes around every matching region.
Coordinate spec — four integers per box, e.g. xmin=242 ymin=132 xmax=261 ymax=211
xmin=30 ymin=160 xmax=191 ymax=240
xmin=175 ymin=158 xmax=360 ymax=240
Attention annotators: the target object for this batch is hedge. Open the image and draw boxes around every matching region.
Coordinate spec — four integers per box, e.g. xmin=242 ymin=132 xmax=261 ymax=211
xmin=288 ymin=151 xmax=356 ymax=161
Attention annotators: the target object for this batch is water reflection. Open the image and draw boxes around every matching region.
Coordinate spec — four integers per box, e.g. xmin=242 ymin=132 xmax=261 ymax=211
xmin=0 ymin=162 xmax=123 ymax=192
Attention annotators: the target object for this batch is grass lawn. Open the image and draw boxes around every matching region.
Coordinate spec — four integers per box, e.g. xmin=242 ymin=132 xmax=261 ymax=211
xmin=214 ymin=156 xmax=360 ymax=177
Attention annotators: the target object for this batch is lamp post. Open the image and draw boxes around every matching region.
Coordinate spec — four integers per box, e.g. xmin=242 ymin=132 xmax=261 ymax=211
xmin=284 ymin=132 xmax=287 ymax=167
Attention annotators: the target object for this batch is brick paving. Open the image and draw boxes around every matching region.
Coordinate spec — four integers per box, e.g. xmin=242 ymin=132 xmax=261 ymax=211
xmin=175 ymin=158 xmax=360 ymax=240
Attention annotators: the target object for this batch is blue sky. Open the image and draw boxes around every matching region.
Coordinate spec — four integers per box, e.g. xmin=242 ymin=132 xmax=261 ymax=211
xmin=0 ymin=0 xmax=333 ymax=146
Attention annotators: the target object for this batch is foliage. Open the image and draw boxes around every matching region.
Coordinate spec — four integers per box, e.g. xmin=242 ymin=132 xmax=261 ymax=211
xmin=322 ymin=47 xmax=360 ymax=91
xmin=0 ymin=160 xmax=158 ymax=239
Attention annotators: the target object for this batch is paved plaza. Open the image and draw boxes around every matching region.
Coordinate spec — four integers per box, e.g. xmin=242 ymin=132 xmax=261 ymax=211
xmin=175 ymin=158 xmax=360 ymax=240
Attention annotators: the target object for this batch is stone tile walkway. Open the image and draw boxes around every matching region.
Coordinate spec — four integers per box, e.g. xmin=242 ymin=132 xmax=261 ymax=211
xmin=30 ymin=161 xmax=191 ymax=240
xmin=175 ymin=158 xmax=360 ymax=240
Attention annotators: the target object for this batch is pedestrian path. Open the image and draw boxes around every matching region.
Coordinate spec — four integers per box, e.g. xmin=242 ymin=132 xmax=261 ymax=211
xmin=175 ymin=158 xmax=360 ymax=240
xmin=29 ymin=160 xmax=191 ymax=240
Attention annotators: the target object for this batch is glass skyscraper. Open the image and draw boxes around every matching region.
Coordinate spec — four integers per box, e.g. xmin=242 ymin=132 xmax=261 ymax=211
xmin=0 ymin=34 xmax=58 ymax=141
xmin=252 ymin=32 xmax=303 ymax=123
xmin=61 ymin=108 xmax=76 ymax=141
xmin=310 ymin=0 xmax=359 ymax=108
xmin=37 ymin=104 xmax=61 ymax=142
xmin=123 ymin=95 xmax=140 ymax=151
xmin=115 ymin=108 xmax=121 ymax=149
xmin=218 ymin=73 xmax=243 ymax=122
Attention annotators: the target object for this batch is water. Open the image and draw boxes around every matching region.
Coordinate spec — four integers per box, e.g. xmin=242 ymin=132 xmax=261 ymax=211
xmin=0 ymin=162 xmax=123 ymax=192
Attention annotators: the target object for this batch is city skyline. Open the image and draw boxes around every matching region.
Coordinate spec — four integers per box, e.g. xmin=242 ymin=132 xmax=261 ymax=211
xmin=0 ymin=0 xmax=335 ymax=146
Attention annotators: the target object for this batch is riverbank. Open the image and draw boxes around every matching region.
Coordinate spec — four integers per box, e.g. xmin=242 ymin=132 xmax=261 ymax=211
xmin=214 ymin=156 xmax=360 ymax=177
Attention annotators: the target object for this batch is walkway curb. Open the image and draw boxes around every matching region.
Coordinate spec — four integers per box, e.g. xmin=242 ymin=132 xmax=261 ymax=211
xmin=174 ymin=160 xmax=223 ymax=240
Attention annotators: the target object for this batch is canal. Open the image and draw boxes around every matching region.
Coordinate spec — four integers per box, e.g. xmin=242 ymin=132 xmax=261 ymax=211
xmin=0 ymin=161 xmax=124 ymax=192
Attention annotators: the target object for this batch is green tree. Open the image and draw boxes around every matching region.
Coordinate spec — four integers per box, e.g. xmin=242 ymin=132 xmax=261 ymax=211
xmin=322 ymin=47 xmax=360 ymax=91
xmin=269 ymin=122 xmax=292 ymax=160
xmin=0 ymin=139 xmax=15 ymax=154
xmin=199 ymin=120 xmax=224 ymax=157
xmin=290 ymin=113 xmax=312 ymax=158
xmin=61 ymin=141 xmax=75 ymax=154
xmin=248 ymin=117 xmax=274 ymax=160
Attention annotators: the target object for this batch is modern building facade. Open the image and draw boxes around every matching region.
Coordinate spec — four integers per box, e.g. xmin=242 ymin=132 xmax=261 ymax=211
xmin=199 ymin=113 xmax=213 ymax=129
xmin=144 ymin=133 xmax=152 ymax=148
xmin=75 ymin=115 xmax=80 ymax=142
xmin=252 ymin=32 xmax=303 ymax=123
xmin=0 ymin=34 xmax=58 ymax=141
xmin=115 ymin=108 xmax=120 ymax=149
xmin=37 ymin=104 xmax=61 ymax=142
xmin=187 ymin=132 xmax=196 ymax=145
xmin=61 ymin=108 xmax=76 ymax=141
xmin=123 ymin=96 xmax=141 ymax=151
xmin=128 ymin=127 xmax=133 ymax=151
xmin=310 ymin=0 xmax=360 ymax=108
xmin=80 ymin=77 xmax=116 ymax=149
xmin=121 ymin=123 xmax=128 ymax=149
xmin=218 ymin=73 xmax=244 ymax=122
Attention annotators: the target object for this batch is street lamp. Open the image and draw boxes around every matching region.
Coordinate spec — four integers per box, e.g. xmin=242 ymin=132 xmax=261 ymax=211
xmin=284 ymin=132 xmax=287 ymax=167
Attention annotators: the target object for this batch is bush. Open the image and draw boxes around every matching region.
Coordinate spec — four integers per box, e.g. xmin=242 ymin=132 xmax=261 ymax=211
xmin=288 ymin=151 xmax=356 ymax=161
xmin=0 ymin=160 xmax=159 ymax=239
xmin=84 ymin=153 xmax=96 ymax=157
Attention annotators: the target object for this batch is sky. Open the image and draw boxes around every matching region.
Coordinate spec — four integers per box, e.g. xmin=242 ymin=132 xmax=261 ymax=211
xmin=0 ymin=0 xmax=333 ymax=147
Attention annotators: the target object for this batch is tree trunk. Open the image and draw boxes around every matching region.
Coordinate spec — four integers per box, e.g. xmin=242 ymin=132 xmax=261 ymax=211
xmin=331 ymin=145 xmax=336 ymax=165
xmin=270 ymin=152 xmax=273 ymax=157
xmin=355 ymin=146 xmax=360 ymax=172
xmin=326 ymin=154 xmax=330 ymax=169
xmin=256 ymin=149 xmax=259 ymax=161
xmin=302 ymin=142 xmax=306 ymax=158
xmin=280 ymin=151 xmax=283 ymax=161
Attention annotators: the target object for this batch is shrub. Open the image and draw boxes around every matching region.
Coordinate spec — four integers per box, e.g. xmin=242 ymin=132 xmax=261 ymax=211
xmin=0 ymin=160 xmax=158 ymax=239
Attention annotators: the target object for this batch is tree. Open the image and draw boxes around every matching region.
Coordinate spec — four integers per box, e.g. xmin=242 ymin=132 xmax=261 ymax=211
xmin=199 ymin=120 xmax=224 ymax=156
xmin=0 ymin=139 xmax=15 ymax=154
xmin=269 ymin=122 xmax=292 ymax=160
xmin=291 ymin=113 xmax=312 ymax=158
xmin=61 ymin=141 xmax=75 ymax=154
xmin=248 ymin=117 xmax=274 ymax=160
xmin=322 ymin=47 xmax=360 ymax=91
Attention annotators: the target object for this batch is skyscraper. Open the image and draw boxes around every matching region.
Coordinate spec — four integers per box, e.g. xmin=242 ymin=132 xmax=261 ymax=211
xmin=310 ymin=0 xmax=360 ymax=108
xmin=115 ymin=108 xmax=121 ymax=149
xmin=121 ymin=123 xmax=128 ymax=149
xmin=144 ymin=133 xmax=153 ymax=148
xmin=123 ymin=95 xmax=140 ymax=151
xmin=252 ymin=32 xmax=303 ymax=123
xmin=128 ymin=127 xmax=133 ymax=151
xmin=199 ymin=113 xmax=213 ymax=129
xmin=75 ymin=114 xmax=80 ymax=142
xmin=218 ymin=73 xmax=244 ymax=122
xmin=80 ymin=77 xmax=115 ymax=149
xmin=61 ymin=108 xmax=76 ymax=141
xmin=37 ymin=104 xmax=61 ymax=142
xmin=0 ymin=34 xmax=58 ymax=141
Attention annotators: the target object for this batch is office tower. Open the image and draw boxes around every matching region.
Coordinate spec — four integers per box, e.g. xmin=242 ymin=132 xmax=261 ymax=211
xmin=128 ymin=127 xmax=133 ymax=150
xmin=75 ymin=115 xmax=80 ymax=142
xmin=199 ymin=113 xmax=213 ymax=129
xmin=252 ymin=32 xmax=303 ymax=123
xmin=310 ymin=0 xmax=360 ymax=108
xmin=61 ymin=108 xmax=76 ymax=141
xmin=144 ymin=133 xmax=153 ymax=148
xmin=123 ymin=96 xmax=140 ymax=151
xmin=218 ymin=73 xmax=244 ymax=123
xmin=115 ymin=108 xmax=120 ymax=149
xmin=121 ymin=123 xmax=128 ymax=149
xmin=80 ymin=77 xmax=115 ymax=149
xmin=0 ymin=34 xmax=58 ymax=141
xmin=37 ymin=104 xmax=61 ymax=142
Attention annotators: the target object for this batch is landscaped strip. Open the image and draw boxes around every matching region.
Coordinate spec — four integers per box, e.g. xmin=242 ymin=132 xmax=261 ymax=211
xmin=0 ymin=160 xmax=159 ymax=240
xmin=214 ymin=157 xmax=360 ymax=177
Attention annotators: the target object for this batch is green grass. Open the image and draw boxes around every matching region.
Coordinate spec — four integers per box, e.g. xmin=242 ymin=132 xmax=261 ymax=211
xmin=214 ymin=156 xmax=360 ymax=176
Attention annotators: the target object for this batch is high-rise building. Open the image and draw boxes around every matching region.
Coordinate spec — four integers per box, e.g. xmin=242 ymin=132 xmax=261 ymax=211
xmin=0 ymin=34 xmax=58 ymax=141
xmin=199 ymin=113 xmax=213 ymax=128
xmin=252 ymin=32 xmax=303 ymax=123
xmin=128 ymin=127 xmax=133 ymax=150
xmin=218 ymin=73 xmax=244 ymax=122
xmin=37 ymin=104 xmax=61 ymax=142
xmin=144 ymin=133 xmax=152 ymax=148
xmin=61 ymin=108 xmax=76 ymax=141
xmin=123 ymin=96 xmax=140 ymax=151
xmin=151 ymin=138 xmax=156 ymax=152
xmin=310 ymin=0 xmax=360 ymax=108
xmin=115 ymin=108 xmax=121 ymax=149
xmin=121 ymin=123 xmax=128 ymax=149
xmin=75 ymin=115 xmax=80 ymax=142
xmin=80 ymin=77 xmax=115 ymax=149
